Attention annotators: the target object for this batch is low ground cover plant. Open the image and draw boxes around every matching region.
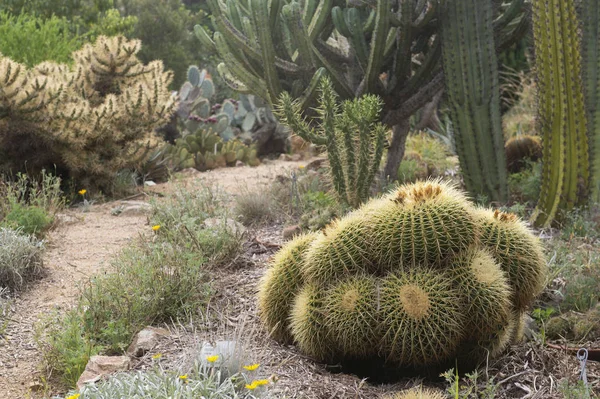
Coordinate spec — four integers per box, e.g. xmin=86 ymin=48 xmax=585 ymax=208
xmin=38 ymin=185 xmax=243 ymax=388
xmin=0 ymin=227 xmax=44 ymax=290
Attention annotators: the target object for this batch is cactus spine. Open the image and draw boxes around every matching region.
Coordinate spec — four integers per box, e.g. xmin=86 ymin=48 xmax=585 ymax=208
xmin=440 ymin=0 xmax=508 ymax=203
xmin=581 ymin=0 xmax=600 ymax=202
xmin=530 ymin=0 xmax=590 ymax=227
xmin=277 ymin=76 xmax=386 ymax=208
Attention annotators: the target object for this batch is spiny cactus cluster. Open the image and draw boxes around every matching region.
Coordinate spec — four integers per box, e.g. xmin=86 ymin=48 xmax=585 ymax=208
xmin=0 ymin=36 xmax=176 ymax=190
xmin=258 ymin=180 xmax=546 ymax=371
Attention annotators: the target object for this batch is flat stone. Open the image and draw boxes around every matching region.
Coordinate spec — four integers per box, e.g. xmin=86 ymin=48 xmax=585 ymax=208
xmin=291 ymin=153 xmax=302 ymax=162
xmin=76 ymin=355 xmax=131 ymax=389
xmin=144 ymin=180 xmax=157 ymax=186
xmin=113 ymin=201 xmax=151 ymax=216
xmin=127 ymin=326 xmax=170 ymax=357
xmin=236 ymin=160 xmax=245 ymax=167
xmin=279 ymin=153 xmax=292 ymax=162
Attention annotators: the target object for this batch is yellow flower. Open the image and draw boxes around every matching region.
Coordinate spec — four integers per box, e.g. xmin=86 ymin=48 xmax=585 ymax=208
xmin=298 ymin=165 xmax=305 ymax=169
xmin=78 ymin=189 xmax=87 ymax=196
xmin=254 ymin=379 xmax=269 ymax=386
xmin=206 ymin=355 xmax=219 ymax=363
xmin=66 ymin=394 xmax=80 ymax=399
xmin=152 ymin=353 xmax=162 ymax=360
xmin=179 ymin=374 xmax=188 ymax=382
xmin=243 ymin=363 xmax=260 ymax=371
xmin=245 ymin=382 xmax=258 ymax=390
xmin=152 ymin=225 xmax=161 ymax=231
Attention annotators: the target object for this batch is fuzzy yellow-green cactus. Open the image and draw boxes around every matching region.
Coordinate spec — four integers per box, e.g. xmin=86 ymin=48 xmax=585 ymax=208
xmin=258 ymin=180 xmax=546 ymax=371
xmin=0 ymin=36 xmax=176 ymax=192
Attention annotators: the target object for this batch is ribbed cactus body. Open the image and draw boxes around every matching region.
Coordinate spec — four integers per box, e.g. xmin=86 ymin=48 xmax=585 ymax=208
xmin=581 ymin=0 xmax=600 ymax=202
xmin=258 ymin=181 xmax=547 ymax=370
xmin=440 ymin=0 xmax=508 ymax=203
xmin=530 ymin=0 xmax=590 ymax=226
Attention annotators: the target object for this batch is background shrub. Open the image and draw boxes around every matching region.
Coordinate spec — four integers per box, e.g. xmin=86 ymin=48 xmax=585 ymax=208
xmin=397 ymin=133 xmax=455 ymax=183
xmin=0 ymin=227 xmax=44 ymax=290
xmin=0 ymin=12 xmax=83 ymax=66
xmin=1 ymin=204 xmax=52 ymax=236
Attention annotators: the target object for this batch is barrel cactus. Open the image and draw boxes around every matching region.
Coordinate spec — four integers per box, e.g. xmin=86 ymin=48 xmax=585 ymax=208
xmin=258 ymin=180 xmax=546 ymax=371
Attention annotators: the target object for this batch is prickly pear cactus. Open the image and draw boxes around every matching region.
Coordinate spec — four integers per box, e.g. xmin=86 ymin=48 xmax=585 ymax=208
xmin=258 ymin=180 xmax=547 ymax=371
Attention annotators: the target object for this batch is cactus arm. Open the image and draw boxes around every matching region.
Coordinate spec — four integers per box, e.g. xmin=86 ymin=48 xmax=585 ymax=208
xmin=269 ymin=0 xmax=283 ymax=32
xmin=317 ymin=77 xmax=347 ymax=202
xmin=277 ymin=92 xmax=327 ymax=145
xmin=226 ymin=0 xmax=244 ymax=30
xmin=194 ymin=25 xmax=217 ymax=53
xmin=393 ymin=0 xmax=414 ymax=88
xmin=365 ymin=0 xmax=390 ymax=93
xmin=413 ymin=0 xmax=436 ymax=30
xmin=340 ymin=102 xmax=358 ymax=204
xmin=298 ymin=67 xmax=327 ymax=110
xmin=353 ymin=97 xmax=376 ymax=204
xmin=303 ymin=0 xmax=318 ymax=25
xmin=308 ymin=0 xmax=334 ymax=42
xmin=440 ymin=0 xmax=508 ymax=202
xmin=400 ymin=36 xmax=441 ymax=97
xmin=282 ymin=2 xmax=316 ymax=67
xmin=332 ymin=6 xmax=352 ymax=37
xmin=217 ymin=63 xmax=252 ymax=94
xmin=363 ymin=9 xmax=376 ymax=34
xmin=493 ymin=0 xmax=524 ymax=33
xmin=581 ymin=0 xmax=600 ymax=202
xmin=345 ymin=8 xmax=370 ymax=68
xmin=367 ymin=123 xmax=386 ymax=199
xmin=313 ymin=48 xmax=355 ymax=100
xmin=251 ymin=0 xmax=282 ymax=99
xmin=530 ymin=0 xmax=589 ymax=226
xmin=214 ymin=32 xmax=271 ymax=101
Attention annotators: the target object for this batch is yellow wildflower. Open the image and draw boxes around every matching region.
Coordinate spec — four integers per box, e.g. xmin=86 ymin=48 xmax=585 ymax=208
xmin=298 ymin=165 xmax=305 ymax=169
xmin=179 ymin=374 xmax=188 ymax=382
xmin=152 ymin=353 xmax=162 ymax=360
xmin=66 ymin=394 xmax=80 ymax=399
xmin=206 ymin=355 xmax=219 ymax=363
xmin=152 ymin=225 xmax=161 ymax=231
xmin=78 ymin=189 xmax=87 ymax=196
xmin=254 ymin=379 xmax=269 ymax=386
xmin=243 ymin=363 xmax=260 ymax=371
xmin=245 ymin=382 xmax=258 ymax=390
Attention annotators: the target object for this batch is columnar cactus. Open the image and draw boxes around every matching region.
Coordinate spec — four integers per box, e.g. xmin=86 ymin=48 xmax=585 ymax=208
xmin=580 ymin=0 xmax=600 ymax=202
xmin=258 ymin=180 xmax=546 ymax=370
xmin=440 ymin=0 xmax=508 ymax=202
xmin=530 ymin=0 xmax=590 ymax=227
xmin=196 ymin=0 xmax=528 ymax=191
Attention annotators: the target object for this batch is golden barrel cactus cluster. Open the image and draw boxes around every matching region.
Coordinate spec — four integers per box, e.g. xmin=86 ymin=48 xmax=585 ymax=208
xmin=258 ymin=180 xmax=546 ymax=370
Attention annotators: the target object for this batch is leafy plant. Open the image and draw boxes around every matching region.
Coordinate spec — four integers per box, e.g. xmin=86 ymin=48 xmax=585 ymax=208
xmin=0 ymin=11 xmax=83 ymax=66
xmin=1 ymin=204 xmax=52 ymax=236
xmin=531 ymin=307 xmax=555 ymax=345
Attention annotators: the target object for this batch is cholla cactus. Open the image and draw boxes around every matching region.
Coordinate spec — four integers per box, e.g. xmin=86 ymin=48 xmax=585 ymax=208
xmin=0 ymin=36 xmax=176 ymax=191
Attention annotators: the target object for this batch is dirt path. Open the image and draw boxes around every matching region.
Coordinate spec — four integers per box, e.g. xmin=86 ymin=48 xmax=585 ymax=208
xmin=0 ymin=159 xmax=308 ymax=399
xmin=0 ymin=206 xmax=147 ymax=398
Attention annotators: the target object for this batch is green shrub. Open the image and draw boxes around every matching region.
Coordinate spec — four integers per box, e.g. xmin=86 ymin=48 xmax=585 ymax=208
xmin=508 ymin=161 xmax=541 ymax=204
xmin=37 ymin=309 xmax=102 ymax=389
xmin=0 ymin=227 xmax=44 ymax=290
xmin=0 ymin=12 xmax=83 ymax=66
xmin=1 ymin=204 xmax=52 ymax=236
xmin=397 ymin=133 xmax=455 ymax=183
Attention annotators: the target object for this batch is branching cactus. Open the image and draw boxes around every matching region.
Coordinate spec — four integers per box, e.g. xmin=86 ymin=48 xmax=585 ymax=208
xmin=258 ymin=180 xmax=547 ymax=371
xmin=530 ymin=0 xmax=590 ymax=227
xmin=277 ymin=77 xmax=385 ymax=208
xmin=196 ymin=0 xmax=528 ymax=189
xmin=440 ymin=0 xmax=508 ymax=202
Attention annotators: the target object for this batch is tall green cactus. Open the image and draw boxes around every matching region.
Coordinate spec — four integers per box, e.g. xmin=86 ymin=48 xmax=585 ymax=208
xmin=530 ymin=0 xmax=590 ymax=227
xmin=277 ymin=77 xmax=385 ymax=208
xmin=440 ymin=0 xmax=508 ymax=203
xmin=581 ymin=0 xmax=600 ymax=203
xmin=196 ymin=0 xmax=527 ymax=192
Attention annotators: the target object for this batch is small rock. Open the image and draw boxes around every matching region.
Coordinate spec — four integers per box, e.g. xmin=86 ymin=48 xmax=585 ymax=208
xmin=279 ymin=153 xmax=292 ymax=162
xmin=115 ymin=201 xmax=151 ymax=216
xmin=144 ymin=180 xmax=157 ymax=186
xmin=204 ymin=217 xmax=246 ymax=237
xmin=77 ymin=355 xmax=131 ymax=389
xmin=282 ymin=225 xmax=302 ymax=240
xmin=178 ymin=168 xmax=201 ymax=176
xmin=127 ymin=326 xmax=170 ymax=357
xmin=236 ymin=160 xmax=245 ymax=167
xmin=291 ymin=153 xmax=302 ymax=162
